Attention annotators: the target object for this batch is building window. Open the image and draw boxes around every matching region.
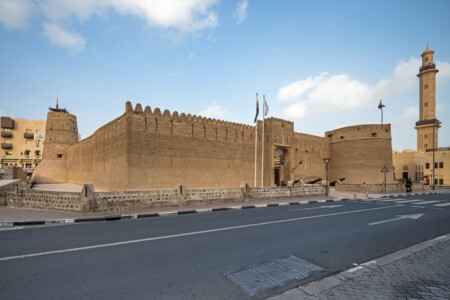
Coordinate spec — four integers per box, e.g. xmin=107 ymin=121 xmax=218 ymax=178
xmin=424 ymin=102 xmax=428 ymax=107
xmin=24 ymin=150 xmax=30 ymax=157
xmin=424 ymin=144 xmax=428 ymax=148
xmin=35 ymin=150 xmax=41 ymax=158
xmin=424 ymin=134 xmax=428 ymax=139
xmin=439 ymin=179 xmax=444 ymax=185
xmin=425 ymin=161 xmax=430 ymax=169
xmin=402 ymin=165 xmax=408 ymax=170
xmin=439 ymin=159 xmax=443 ymax=168
xmin=434 ymin=162 xmax=438 ymax=168
xmin=57 ymin=154 xmax=63 ymax=158
xmin=424 ymin=84 xmax=428 ymax=89
xmin=5 ymin=151 xmax=12 ymax=156
xmin=25 ymin=163 xmax=32 ymax=168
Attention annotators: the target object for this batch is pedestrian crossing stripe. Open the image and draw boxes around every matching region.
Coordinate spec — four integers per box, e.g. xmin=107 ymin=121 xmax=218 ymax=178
xmin=433 ymin=203 xmax=450 ymax=207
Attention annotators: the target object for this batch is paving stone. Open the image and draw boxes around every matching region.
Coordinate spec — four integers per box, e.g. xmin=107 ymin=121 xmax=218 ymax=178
xmin=275 ymin=239 xmax=450 ymax=300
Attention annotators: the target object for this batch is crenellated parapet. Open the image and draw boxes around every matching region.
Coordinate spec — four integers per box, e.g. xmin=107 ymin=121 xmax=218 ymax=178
xmin=325 ymin=124 xmax=391 ymax=144
xmin=124 ymin=101 xmax=256 ymax=144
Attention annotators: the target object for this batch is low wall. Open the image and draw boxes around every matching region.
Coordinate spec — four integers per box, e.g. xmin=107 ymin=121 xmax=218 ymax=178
xmin=4 ymin=184 xmax=326 ymax=213
xmin=335 ymin=182 xmax=425 ymax=193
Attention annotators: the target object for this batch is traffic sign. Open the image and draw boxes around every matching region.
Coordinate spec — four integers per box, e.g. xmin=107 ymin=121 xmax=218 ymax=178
xmin=381 ymin=167 xmax=389 ymax=173
xmin=323 ymin=158 xmax=330 ymax=165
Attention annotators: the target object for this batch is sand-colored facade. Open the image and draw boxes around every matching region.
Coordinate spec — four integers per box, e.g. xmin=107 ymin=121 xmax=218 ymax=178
xmin=0 ymin=117 xmax=46 ymax=179
xmin=32 ymin=101 xmax=394 ymax=191
xmin=393 ymin=150 xmax=424 ymax=181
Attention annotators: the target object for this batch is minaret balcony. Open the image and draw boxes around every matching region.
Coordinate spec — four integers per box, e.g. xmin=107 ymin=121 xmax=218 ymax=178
xmin=1 ymin=132 xmax=12 ymax=138
xmin=24 ymin=132 xmax=34 ymax=139
xmin=419 ymin=63 xmax=436 ymax=73
xmin=1 ymin=143 xmax=13 ymax=150
xmin=415 ymin=118 xmax=440 ymax=127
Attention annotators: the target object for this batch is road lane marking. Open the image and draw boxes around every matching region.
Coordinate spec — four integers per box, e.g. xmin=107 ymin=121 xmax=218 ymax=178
xmin=379 ymin=199 xmax=406 ymax=202
xmin=0 ymin=205 xmax=399 ymax=262
xmin=433 ymin=203 xmax=450 ymax=207
xmin=290 ymin=205 xmax=342 ymax=212
xmin=368 ymin=214 xmax=424 ymax=226
xmin=0 ymin=227 xmax=23 ymax=231
xmin=394 ymin=200 xmax=422 ymax=203
xmin=414 ymin=201 xmax=441 ymax=205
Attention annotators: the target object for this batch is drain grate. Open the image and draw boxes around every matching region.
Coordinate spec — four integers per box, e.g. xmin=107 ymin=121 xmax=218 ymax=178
xmin=224 ymin=255 xmax=324 ymax=296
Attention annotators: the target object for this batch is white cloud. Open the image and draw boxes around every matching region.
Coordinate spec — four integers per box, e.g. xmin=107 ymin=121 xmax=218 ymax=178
xmin=236 ymin=0 xmax=248 ymax=24
xmin=392 ymin=106 xmax=419 ymax=128
xmin=278 ymin=72 xmax=328 ymax=102
xmin=43 ymin=23 xmax=86 ymax=54
xmin=278 ymin=57 xmax=450 ymax=120
xmin=199 ymin=105 xmax=225 ymax=118
xmin=0 ymin=0 xmax=34 ymax=30
xmin=1 ymin=0 xmax=219 ymax=52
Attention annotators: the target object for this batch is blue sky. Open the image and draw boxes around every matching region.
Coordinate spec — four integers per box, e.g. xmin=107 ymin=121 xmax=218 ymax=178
xmin=1 ymin=0 xmax=449 ymax=151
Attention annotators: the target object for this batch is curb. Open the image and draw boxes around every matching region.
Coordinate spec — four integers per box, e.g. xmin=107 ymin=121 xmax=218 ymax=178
xmin=293 ymin=233 xmax=450 ymax=297
xmin=0 ymin=190 xmax=446 ymax=227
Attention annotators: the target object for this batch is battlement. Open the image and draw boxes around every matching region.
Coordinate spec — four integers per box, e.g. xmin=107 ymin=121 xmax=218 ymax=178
xmin=325 ymin=124 xmax=391 ymax=144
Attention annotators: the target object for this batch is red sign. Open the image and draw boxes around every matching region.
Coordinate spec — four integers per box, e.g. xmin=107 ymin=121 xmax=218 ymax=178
xmin=381 ymin=167 xmax=389 ymax=173
xmin=323 ymin=158 xmax=330 ymax=165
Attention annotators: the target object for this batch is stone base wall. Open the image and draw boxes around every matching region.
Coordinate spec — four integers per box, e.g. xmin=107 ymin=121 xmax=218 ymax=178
xmin=336 ymin=182 xmax=425 ymax=193
xmin=4 ymin=185 xmax=326 ymax=213
xmin=5 ymin=190 xmax=90 ymax=212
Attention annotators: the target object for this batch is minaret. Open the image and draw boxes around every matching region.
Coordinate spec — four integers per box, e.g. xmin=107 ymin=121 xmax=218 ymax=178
xmin=415 ymin=45 xmax=440 ymax=152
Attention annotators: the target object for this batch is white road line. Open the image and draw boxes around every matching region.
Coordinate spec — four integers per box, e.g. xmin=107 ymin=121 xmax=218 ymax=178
xmin=0 ymin=227 xmax=23 ymax=231
xmin=414 ymin=201 xmax=441 ymax=205
xmin=289 ymin=205 xmax=343 ymax=212
xmin=0 ymin=205 xmax=398 ymax=262
xmin=394 ymin=200 xmax=423 ymax=204
xmin=433 ymin=203 xmax=450 ymax=207
xmin=379 ymin=199 xmax=406 ymax=202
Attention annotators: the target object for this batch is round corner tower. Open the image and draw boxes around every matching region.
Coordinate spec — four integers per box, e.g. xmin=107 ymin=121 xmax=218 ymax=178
xmin=32 ymin=107 xmax=79 ymax=184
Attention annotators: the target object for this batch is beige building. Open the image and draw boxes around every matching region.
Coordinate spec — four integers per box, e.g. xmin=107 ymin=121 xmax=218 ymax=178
xmin=0 ymin=116 xmax=46 ymax=179
xmin=392 ymin=150 xmax=424 ymax=181
xmin=393 ymin=45 xmax=448 ymax=187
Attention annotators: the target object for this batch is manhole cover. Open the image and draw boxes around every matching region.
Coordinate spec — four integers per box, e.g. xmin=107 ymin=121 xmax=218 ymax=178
xmin=224 ymin=255 xmax=324 ymax=296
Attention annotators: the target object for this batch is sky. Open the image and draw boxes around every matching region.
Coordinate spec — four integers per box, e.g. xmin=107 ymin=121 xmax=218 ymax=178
xmin=1 ymin=0 xmax=449 ymax=151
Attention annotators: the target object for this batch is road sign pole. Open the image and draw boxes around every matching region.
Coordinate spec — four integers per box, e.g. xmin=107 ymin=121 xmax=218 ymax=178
xmin=326 ymin=167 xmax=329 ymax=196
xmin=384 ymin=172 xmax=386 ymax=193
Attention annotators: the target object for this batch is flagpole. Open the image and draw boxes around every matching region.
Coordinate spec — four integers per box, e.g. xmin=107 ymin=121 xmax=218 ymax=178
xmin=254 ymin=93 xmax=258 ymax=188
xmin=381 ymin=108 xmax=383 ymax=124
xmin=261 ymin=95 xmax=265 ymax=187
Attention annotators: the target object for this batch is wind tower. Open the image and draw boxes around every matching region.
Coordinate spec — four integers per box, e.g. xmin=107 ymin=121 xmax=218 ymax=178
xmin=415 ymin=45 xmax=440 ymax=152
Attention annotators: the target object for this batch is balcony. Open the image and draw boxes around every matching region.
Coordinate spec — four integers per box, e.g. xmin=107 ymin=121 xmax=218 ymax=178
xmin=415 ymin=118 xmax=440 ymax=127
xmin=1 ymin=143 xmax=13 ymax=150
xmin=24 ymin=132 xmax=34 ymax=139
xmin=419 ymin=63 xmax=436 ymax=73
xmin=1 ymin=132 xmax=12 ymax=138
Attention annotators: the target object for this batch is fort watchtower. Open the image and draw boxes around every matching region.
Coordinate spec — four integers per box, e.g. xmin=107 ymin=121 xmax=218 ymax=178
xmin=32 ymin=102 xmax=79 ymax=183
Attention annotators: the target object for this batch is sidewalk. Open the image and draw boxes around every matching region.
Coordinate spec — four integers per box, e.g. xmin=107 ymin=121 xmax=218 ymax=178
xmin=0 ymin=189 xmax=446 ymax=226
xmin=269 ymin=235 xmax=450 ymax=300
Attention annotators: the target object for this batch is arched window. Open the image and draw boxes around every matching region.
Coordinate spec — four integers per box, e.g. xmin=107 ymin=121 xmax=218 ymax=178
xmin=35 ymin=150 xmax=41 ymax=158
xmin=24 ymin=150 xmax=30 ymax=157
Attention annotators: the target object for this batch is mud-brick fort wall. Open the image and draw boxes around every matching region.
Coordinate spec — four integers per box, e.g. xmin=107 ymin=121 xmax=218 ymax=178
xmin=326 ymin=124 xmax=394 ymax=184
xmin=126 ymin=102 xmax=259 ymax=190
xmin=65 ymin=102 xmax=262 ymax=191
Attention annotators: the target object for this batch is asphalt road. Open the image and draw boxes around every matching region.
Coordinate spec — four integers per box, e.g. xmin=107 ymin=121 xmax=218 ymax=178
xmin=1 ymin=192 xmax=449 ymax=299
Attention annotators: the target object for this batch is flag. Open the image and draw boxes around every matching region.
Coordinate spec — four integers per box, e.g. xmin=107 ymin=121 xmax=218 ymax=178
xmin=263 ymin=98 xmax=269 ymax=116
xmin=282 ymin=158 xmax=286 ymax=166
xmin=254 ymin=99 xmax=259 ymax=123
xmin=298 ymin=160 xmax=302 ymax=165
xmin=378 ymin=100 xmax=385 ymax=109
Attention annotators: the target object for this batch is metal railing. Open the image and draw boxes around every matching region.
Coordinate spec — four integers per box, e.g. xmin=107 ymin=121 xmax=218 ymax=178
xmin=1 ymin=132 xmax=12 ymax=138
xmin=24 ymin=132 xmax=34 ymax=139
xmin=419 ymin=63 xmax=436 ymax=72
